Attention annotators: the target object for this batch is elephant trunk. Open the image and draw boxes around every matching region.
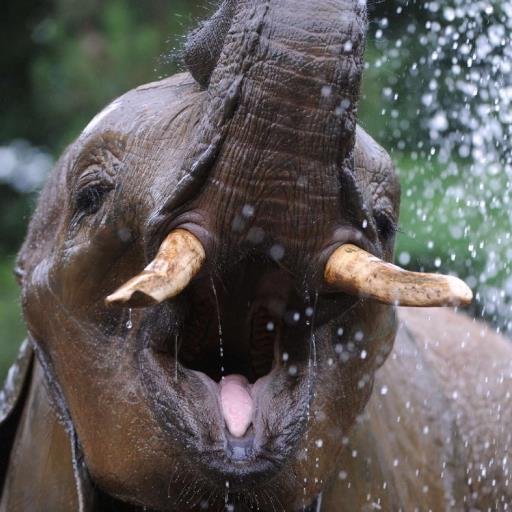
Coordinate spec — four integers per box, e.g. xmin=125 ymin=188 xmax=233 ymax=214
xmin=180 ymin=0 xmax=368 ymax=265
xmin=236 ymin=0 xmax=367 ymax=163
xmin=203 ymin=0 xmax=367 ymax=160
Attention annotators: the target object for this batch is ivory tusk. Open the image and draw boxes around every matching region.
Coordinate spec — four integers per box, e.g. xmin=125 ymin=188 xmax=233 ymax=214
xmin=324 ymin=244 xmax=473 ymax=307
xmin=106 ymin=229 xmax=205 ymax=307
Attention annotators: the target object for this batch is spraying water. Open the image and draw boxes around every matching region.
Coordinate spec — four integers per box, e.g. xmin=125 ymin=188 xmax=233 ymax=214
xmin=174 ymin=333 xmax=179 ymax=382
xmin=366 ymin=0 xmax=512 ymax=333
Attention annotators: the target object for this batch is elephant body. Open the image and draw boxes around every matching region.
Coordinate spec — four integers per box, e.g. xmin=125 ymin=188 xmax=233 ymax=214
xmin=2 ymin=307 xmax=511 ymax=511
xmin=331 ymin=308 xmax=512 ymax=511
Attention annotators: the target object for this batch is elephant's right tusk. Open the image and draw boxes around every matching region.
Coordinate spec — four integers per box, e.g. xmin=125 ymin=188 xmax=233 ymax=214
xmin=106 ymin=229 xmax=205 ymax=308
xmin=324 ymin=244 xmax=473 ymax=307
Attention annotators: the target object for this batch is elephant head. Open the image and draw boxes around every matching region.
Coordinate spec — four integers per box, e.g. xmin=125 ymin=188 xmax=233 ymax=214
xmin=15 ymin=0 xmax=471 ymax=510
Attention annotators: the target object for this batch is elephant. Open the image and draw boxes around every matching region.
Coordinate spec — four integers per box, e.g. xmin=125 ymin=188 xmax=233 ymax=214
xmin=1 ymin=0 xmax=511 ymax=510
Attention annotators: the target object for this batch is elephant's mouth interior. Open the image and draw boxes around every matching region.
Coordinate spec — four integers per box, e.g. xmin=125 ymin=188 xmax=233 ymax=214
xmin=179 ymin=257 xmax=308 ymax=384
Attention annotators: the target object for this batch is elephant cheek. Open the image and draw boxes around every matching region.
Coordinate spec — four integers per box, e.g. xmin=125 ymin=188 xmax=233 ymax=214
xmin=72 ymin=381 xmax=185 ymax=510
xmin=56 ymin=234 xmax=137 ymax=308
xmin=21 ymin=256 xmax=61 ymax=343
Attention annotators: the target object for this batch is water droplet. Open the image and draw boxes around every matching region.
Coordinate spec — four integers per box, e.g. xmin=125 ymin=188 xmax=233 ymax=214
xmin=321 ymin=85 xmax=332 ymax=97
xmin=270 ymin=244 xmax=285 ymax=261
xmin=242 ymin=204 xmax=255 ymax=218
xmin=398 ymin=251 xmax=411 ymax=265
xmin=288 ymin=365 xmax=298 ymax=376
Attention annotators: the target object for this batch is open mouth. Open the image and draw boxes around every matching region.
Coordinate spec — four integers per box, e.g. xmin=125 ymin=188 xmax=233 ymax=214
xmin=180 ymin=257 xmax=309 ymax=433
xmin=181 ymin=257 xmax=304 ymax=382
xmin=136 ymin=256 xmax=314 ymax=483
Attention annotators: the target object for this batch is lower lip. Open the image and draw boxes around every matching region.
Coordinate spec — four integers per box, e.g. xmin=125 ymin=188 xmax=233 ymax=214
xmin=226 ymin=432 xmax=256 ymax=461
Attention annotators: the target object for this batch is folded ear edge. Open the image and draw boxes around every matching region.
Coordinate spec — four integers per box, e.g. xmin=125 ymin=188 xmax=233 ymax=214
xmin=0 ymin=340 xmax=34 ymax=494
xmin=184 ymin=0 xmax=237 ymax=88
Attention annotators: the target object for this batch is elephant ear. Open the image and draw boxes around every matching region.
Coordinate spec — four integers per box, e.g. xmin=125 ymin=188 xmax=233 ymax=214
xmin=0 ymin=340 xmax=33 ymax=491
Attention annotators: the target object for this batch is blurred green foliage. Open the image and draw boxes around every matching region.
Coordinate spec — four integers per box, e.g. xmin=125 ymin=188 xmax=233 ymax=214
xmin=13 ymin=0 xmax=206 ymax=152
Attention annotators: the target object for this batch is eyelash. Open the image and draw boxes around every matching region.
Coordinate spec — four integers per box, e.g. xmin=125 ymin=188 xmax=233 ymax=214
xmin=75 ymin=184 xmax=113 ymax=215
xmin=374 ymin=212 xmax=398 ymax=240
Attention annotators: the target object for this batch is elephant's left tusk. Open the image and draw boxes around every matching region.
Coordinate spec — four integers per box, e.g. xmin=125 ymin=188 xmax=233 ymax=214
xmin=106 ymin=229 xmax=205 ymax=308
xmin=324 ymin=244 xmax=473 ymax=307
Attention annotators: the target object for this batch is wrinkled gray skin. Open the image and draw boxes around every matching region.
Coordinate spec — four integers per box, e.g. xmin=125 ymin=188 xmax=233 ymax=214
xmin=3 ymin=1 xmax=509 ymax=511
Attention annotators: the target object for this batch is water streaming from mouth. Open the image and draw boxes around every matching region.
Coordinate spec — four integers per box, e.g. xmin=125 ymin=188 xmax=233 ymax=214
xmin=310 ymin=294 xmax=319 ymax=372
xmin=126 ymin=308 xmax=133 ymax=330
xmin=211 ymin=277 xmax=225 ymax=378
xmin=174 ymin=333 xmax=179 ymax=382
xmin=302 ymin=293 xmax=319 ymax=509
xmin=224 ymin=480 xmax=230 ymax=511
xmin=311 ymin=294 xmax=320 ymax=494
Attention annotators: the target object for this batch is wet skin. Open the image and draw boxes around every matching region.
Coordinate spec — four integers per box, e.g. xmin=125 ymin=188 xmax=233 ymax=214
xmin=5 ymin=0 xmax=407 ymax=510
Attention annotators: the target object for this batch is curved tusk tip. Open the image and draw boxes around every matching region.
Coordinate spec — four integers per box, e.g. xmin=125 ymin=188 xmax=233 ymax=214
xmin=104 ymin=229 xmax=205 ymax=309
xmin=105 ymin=284 xmax=159 ymax=308
xmin=447 ymin=276 xmax=473 ymax=306
xmin=105 ymin=288 xmax=130 ymax=305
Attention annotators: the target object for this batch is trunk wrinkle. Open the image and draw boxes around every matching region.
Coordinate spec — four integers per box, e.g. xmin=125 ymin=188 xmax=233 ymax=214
xmin=157 ymin=2 xmax=270 ymax=229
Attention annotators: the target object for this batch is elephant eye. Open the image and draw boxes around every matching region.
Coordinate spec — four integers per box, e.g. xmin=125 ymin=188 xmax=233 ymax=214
xmin=374 ymin=211 xmax=398 ymax=241
xmin=75 ymin=183 xmax=113 ymax=215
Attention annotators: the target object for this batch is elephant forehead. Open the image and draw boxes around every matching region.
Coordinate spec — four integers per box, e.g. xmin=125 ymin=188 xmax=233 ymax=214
xmin=82 ymin=98 xmax=124 ymax=137
xmin=79 ymin=73 xmax=203 ymax=144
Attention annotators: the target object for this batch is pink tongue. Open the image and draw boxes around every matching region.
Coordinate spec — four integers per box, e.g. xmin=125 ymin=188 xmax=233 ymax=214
xmin=220 ymin=375 xmax=254 ymax=438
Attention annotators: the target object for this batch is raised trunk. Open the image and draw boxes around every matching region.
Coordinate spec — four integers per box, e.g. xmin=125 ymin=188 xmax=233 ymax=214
xmin=178 ymin=0 xmax=367 ymax=269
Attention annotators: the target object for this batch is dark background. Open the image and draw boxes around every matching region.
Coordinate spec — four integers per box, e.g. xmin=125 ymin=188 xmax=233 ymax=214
xmin=1 ymin=0 xmax=509 ymax=378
